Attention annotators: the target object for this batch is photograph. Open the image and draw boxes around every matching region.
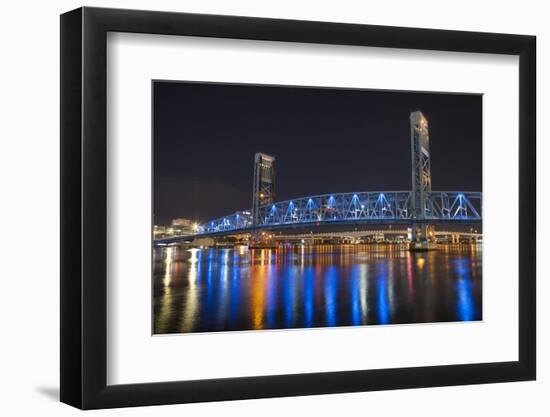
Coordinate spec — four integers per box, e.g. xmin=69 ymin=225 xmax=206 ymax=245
xmin=152 ymin=81 xmax=483 ymax=335
xmin=52 ymin=4 xmax=538 ymax=411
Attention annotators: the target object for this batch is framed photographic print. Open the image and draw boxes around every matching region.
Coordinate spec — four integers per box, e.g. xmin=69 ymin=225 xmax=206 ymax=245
xmin=60 ymin=7 xmax=536 ymax=409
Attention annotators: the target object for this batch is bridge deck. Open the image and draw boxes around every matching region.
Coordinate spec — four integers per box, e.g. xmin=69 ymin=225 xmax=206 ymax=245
xmin=155 ymin=190 xmax=481 ymax=244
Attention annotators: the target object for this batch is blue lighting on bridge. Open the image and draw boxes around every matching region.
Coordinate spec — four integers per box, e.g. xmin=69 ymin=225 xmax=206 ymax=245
xmin=152 ymin=125 xmax=482 ymax=243
xmin=158 ymin=190 xmax=481 ymax=241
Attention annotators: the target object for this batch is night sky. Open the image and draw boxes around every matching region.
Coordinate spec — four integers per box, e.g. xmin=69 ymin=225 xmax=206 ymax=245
xmin=153 ymin=82 xmax=482 ymax=225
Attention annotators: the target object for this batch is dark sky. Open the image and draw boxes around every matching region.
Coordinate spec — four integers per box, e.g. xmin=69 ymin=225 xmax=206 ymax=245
xmin=153 ymin=81 xmax=482 ymax=225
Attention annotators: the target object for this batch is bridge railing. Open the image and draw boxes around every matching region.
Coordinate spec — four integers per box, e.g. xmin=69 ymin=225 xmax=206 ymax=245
xmin=194 ymin=191 xmax=482 ymax=236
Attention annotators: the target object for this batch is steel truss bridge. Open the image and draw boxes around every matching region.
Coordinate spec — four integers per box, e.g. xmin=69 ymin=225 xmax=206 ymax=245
xmin=154 ymin=111 xmax=482 ymax=245
xmin=158 ymin=190 xmax=481 ymax=241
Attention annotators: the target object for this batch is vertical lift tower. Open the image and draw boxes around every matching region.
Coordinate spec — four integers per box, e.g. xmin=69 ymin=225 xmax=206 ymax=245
xmin=251 ymin=152 xmax=275 ymax=246
xmin=410 ymin=111 xmax=434 ymax=251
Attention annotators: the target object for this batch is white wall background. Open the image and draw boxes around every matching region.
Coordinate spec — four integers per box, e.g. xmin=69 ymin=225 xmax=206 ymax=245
xmin=0 ymin=0 xmax=546 ymax=415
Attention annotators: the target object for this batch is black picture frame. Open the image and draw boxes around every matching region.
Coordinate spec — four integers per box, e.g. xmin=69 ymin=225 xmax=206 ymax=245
xmin=60 ymin=6 xmax=536 ymax=409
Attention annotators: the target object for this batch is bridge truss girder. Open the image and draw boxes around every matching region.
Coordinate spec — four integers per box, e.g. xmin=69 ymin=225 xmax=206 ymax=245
xmin=190 ymin=190 xmax=481 ymax=237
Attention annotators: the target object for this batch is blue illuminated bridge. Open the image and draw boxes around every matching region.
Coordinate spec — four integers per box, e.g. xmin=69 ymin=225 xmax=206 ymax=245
xmin=155 ymin=112 xmax=482 ymax=245
xmin=157 ymin=191 xmax=481 ymax=242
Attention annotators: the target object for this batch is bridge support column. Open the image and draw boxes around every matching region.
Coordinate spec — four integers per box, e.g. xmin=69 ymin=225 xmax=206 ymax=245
xmin=418 ymin=223 xmax=429 ymax=243
xmin=409 ymin=111 xmax=436 ymax=251
xmin=250 ymin=152 xmax=276 ymax=248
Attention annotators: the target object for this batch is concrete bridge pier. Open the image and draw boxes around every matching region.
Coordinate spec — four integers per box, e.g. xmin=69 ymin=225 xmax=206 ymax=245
xmin=410 ymin=222 xmax=434 ymax=251
xmin=249 ymin=230 xmax=277 ymax=249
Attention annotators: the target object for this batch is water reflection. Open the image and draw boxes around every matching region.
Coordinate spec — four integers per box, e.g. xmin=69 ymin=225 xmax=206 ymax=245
xmin=455 ymin=258 xmax=476 ymax=321
xmin=376 ymin=263 xmax=390 ymax=325
xmin=153 ymin=244 xmax=482 ymax=334
xmin=324 ymin=266 xmax=338 ymax=327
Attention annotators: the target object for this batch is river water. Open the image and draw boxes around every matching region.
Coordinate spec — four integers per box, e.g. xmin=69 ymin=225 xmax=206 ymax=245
xmin=153 ymin=244 xmax=482 ymax=334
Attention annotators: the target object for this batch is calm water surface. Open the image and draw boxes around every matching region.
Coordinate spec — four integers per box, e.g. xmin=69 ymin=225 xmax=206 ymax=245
xmin=153 ymin=244 xmax=482 ymax=334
